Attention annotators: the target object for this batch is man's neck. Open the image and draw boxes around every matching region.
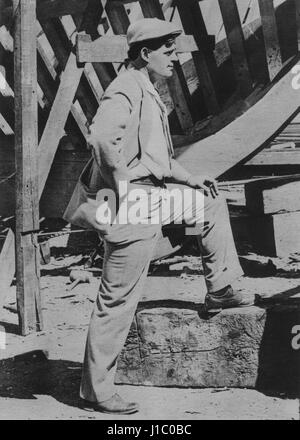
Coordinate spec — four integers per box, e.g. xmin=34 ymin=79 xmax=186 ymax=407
xmin=129 ymin=61 xmax=158 ymax=86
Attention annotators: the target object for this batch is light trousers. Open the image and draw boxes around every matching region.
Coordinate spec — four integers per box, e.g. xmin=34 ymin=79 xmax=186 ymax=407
xmin=80 ymin=185 xmax=243 ymax=402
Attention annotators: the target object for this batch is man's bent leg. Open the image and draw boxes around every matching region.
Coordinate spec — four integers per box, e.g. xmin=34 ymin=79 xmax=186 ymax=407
xmin=162 ymin=184 xmax=243 ymax=293
xmin=80 ymin=224 xmax=160 ymax=403
xmin=197 ymin=193 xmax=243 ymax=293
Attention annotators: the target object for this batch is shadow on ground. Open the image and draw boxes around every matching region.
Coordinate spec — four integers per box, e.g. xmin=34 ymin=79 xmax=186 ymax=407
xmin=0 ymin=351 xmax=81 ymax=407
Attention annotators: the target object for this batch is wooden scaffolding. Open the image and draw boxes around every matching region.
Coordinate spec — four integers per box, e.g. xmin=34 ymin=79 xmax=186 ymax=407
xmin=0 ymin=0 xmax=299 ymax=335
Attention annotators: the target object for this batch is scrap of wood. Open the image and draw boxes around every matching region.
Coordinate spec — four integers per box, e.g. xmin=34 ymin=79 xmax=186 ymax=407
xmin=0 ymin=228 xmax=15 ymax=310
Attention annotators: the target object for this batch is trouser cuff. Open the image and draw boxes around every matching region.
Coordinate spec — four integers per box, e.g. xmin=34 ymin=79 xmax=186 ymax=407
xmin=205 ymin=265 xmax=244 ymax=294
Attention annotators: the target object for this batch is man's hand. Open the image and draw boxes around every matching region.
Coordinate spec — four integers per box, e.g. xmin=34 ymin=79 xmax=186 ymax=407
xmin=186 ymin=175 xmax=219 ymax=198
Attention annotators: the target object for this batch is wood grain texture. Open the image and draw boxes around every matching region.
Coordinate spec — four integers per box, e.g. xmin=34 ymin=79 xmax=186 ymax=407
xmin=245 ymin=177 xmax=300 ymax=215
xmin=117 ymin=300 xmax=300 ymax=393
xmin=38 ymin=52 xmax=84 ymax=198
xmin=218 ymin=0 xmax=253 ymax=97
xmin=177 ymin=62 xmax=300 ymax=179
xmin=76 ymin=34 xmax=198 ymax=63
xmin=14 ymin=0 xmax=42 ymax=335
xmin=258 ymin=0 xmax=282 ymax=81
xmin=296 ymin=0 xmax=300 ymax=52
xmin=36 ymin=0 xmax=88 ymax=21
xmin=0 ymin=229 xmax=15 ymax=311
xmin=176 ymin=0 xmax=220 ymax=114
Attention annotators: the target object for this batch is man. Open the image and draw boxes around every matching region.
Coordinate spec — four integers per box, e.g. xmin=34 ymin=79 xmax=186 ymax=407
xmin=64 ymin=18 xmax=253 ymax=415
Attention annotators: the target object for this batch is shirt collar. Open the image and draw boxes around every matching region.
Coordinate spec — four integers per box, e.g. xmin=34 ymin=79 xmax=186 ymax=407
xmin=127 ymin=64 xmax=163 ymax=100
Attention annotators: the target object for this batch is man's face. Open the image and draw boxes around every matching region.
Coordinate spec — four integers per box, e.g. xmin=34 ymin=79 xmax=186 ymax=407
xmin=145 ymin=41 xmax=178 ymax=80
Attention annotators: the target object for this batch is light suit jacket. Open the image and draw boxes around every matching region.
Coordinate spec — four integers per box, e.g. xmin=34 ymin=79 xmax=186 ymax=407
xmin=63 ymin=68 xmax=170 ymax=227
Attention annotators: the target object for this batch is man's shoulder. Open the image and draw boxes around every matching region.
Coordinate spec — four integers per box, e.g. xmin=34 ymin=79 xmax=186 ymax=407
xmin=105 ymin=70 xmax=143 ymax=103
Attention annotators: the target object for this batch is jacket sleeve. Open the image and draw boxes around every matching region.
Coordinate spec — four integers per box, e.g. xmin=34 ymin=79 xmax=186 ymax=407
xmin=87 ymin=90 xmax=134 ymax=193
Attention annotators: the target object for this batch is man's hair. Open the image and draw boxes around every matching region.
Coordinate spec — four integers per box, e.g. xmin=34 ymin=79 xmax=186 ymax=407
xmin=127 ymin=35 xmax=176 ymax=61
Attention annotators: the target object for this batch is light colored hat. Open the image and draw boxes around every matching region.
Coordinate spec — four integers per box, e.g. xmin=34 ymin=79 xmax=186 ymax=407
xmin=127 ymin=18 xmax=182 ymax=46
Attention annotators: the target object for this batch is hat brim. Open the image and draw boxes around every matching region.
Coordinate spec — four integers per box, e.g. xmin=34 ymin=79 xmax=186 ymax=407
xmin=129 ymin=30 xmax=182 ymax=47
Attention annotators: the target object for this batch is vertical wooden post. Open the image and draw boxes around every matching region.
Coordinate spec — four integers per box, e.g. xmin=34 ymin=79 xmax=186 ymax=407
xmin=105 ymin=1 xmax=130 ymax=35
xmin=14 ymin=0 xmax=42 ymax=335
xmin=176 ymin=0 xmax=220 ymax=115
xmin=218 ymin=0 xmax=252 ymax=97
xmin=140 ymin=0 xmax=194 ymax=131
xmin=296 ymin=0 xmax=300 ymax=52
xmin=258 ymin=0 xmax=282 ymax=81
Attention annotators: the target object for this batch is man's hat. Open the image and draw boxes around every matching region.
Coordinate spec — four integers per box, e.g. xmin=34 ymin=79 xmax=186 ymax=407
xmin=127 ymin=18 xmax=182 ymax=46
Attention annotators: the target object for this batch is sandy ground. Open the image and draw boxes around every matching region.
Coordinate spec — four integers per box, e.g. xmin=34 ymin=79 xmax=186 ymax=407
xmin=0 ymin=237 xmax=300 ymax=420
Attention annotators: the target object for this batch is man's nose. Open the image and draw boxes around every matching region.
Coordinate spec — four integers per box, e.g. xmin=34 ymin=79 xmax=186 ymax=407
xmin=171 ymin=51 xmax=178 ymax=62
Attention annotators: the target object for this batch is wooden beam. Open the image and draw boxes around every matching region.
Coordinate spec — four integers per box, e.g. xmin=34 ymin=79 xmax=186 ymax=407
xmin=177 ymin=63 xmax=300 ymax=178
xmin=72 ymin=0 xmax=117 ymax=91
xmin=38 ymin=52 xmax=84 ymax=197
xmin=176 ymin=0 xmax=220 ymax=115
xmin=296 ymin=0 xmax=300 ymax=52
xmin=218 ymin=0 xmax=253 ymax=97
xmin=14 ymin=0 xmax=42 ymax=335
xmin=105 ymin=0 xmax=130 ymax=35
xmin=0 ymin=229 xmax=15 ymax=311
xmin=76 ymin=34 xmax=198 ymax=63
xmin=41 ymin=18 xmax=99 ymax=122
xmin=36 ymin=0 xmax=89 ymax=21
xmin=245 ymin=176 xmax=300 ymax=215
xmin=0 ymin=92 xmax=14 ymax=128
xmin=258 ymin=0 xmax=282 ymax=81
xmin=37 ymin=39 xmax=88 ymax=144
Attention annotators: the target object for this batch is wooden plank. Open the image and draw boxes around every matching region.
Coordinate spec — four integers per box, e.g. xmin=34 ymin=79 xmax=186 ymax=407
xmin=245 ymin=176 xmax=300 ymax=215
xmin=0 ymin=229 xmax=15 ymax=311
xmin=77 ymin=34 xmax=127 ymax=63
xmin=38 ymin=52 xmax=84 ymax=198
xmin=36 ymin=0 xmax=88 ymax=21
xmin=0 ymin=93 xmax=14 ymax=128
xmin=258 ymin=0 xmax=282 ymax=81
xmin=72 ymin=0 xmax=117 ymax=91
xmin=218 ymin=0 xmax=253 ymax=97
xmin=296 ymin=0 xmax=300 ymax=52
xmin=176 ymin=0 xmax=220 ymax=115
xmin=105 ymin=0 xmax=130 ymax=35
xmin=246 ymin=149 xmax=300 ymax=166
xmin=14 ymin=0 xmax=42 ymax=335
xmin=246 ymin=210 xmax=300 ymax=257
xmin=177 ymin=62 xmax=300 ymax=178
xmin=76 ymin=34 xmax=198 ymax=63
xmin=41 ymin=18 xmax=99 ymax=122
xmin=37 ymin=39 xmax=88 ymax=144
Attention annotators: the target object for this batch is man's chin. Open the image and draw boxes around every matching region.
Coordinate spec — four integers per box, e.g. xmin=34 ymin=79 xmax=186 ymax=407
xmin=165 ymin=70 xmax=174 ymax=77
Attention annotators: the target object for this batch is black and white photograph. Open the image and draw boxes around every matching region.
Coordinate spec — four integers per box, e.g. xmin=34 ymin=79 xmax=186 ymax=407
xmin=0 ymin=0 xmax=299 ymax=422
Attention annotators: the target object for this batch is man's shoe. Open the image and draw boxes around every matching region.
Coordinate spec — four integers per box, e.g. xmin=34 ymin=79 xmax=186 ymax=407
xmin=204 ymin=285 xmax=254 ymax=313
xmin=79 ymin=393 xmax=139 ymax=415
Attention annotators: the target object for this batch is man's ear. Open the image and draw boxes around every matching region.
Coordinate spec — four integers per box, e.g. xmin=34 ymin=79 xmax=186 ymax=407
xmin=140 ymin=47 xmax=150 ymax=63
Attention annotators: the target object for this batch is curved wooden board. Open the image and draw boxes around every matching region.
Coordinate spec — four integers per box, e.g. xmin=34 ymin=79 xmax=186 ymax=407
xmin=177 ymin=60 xmax=300 ymax=179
